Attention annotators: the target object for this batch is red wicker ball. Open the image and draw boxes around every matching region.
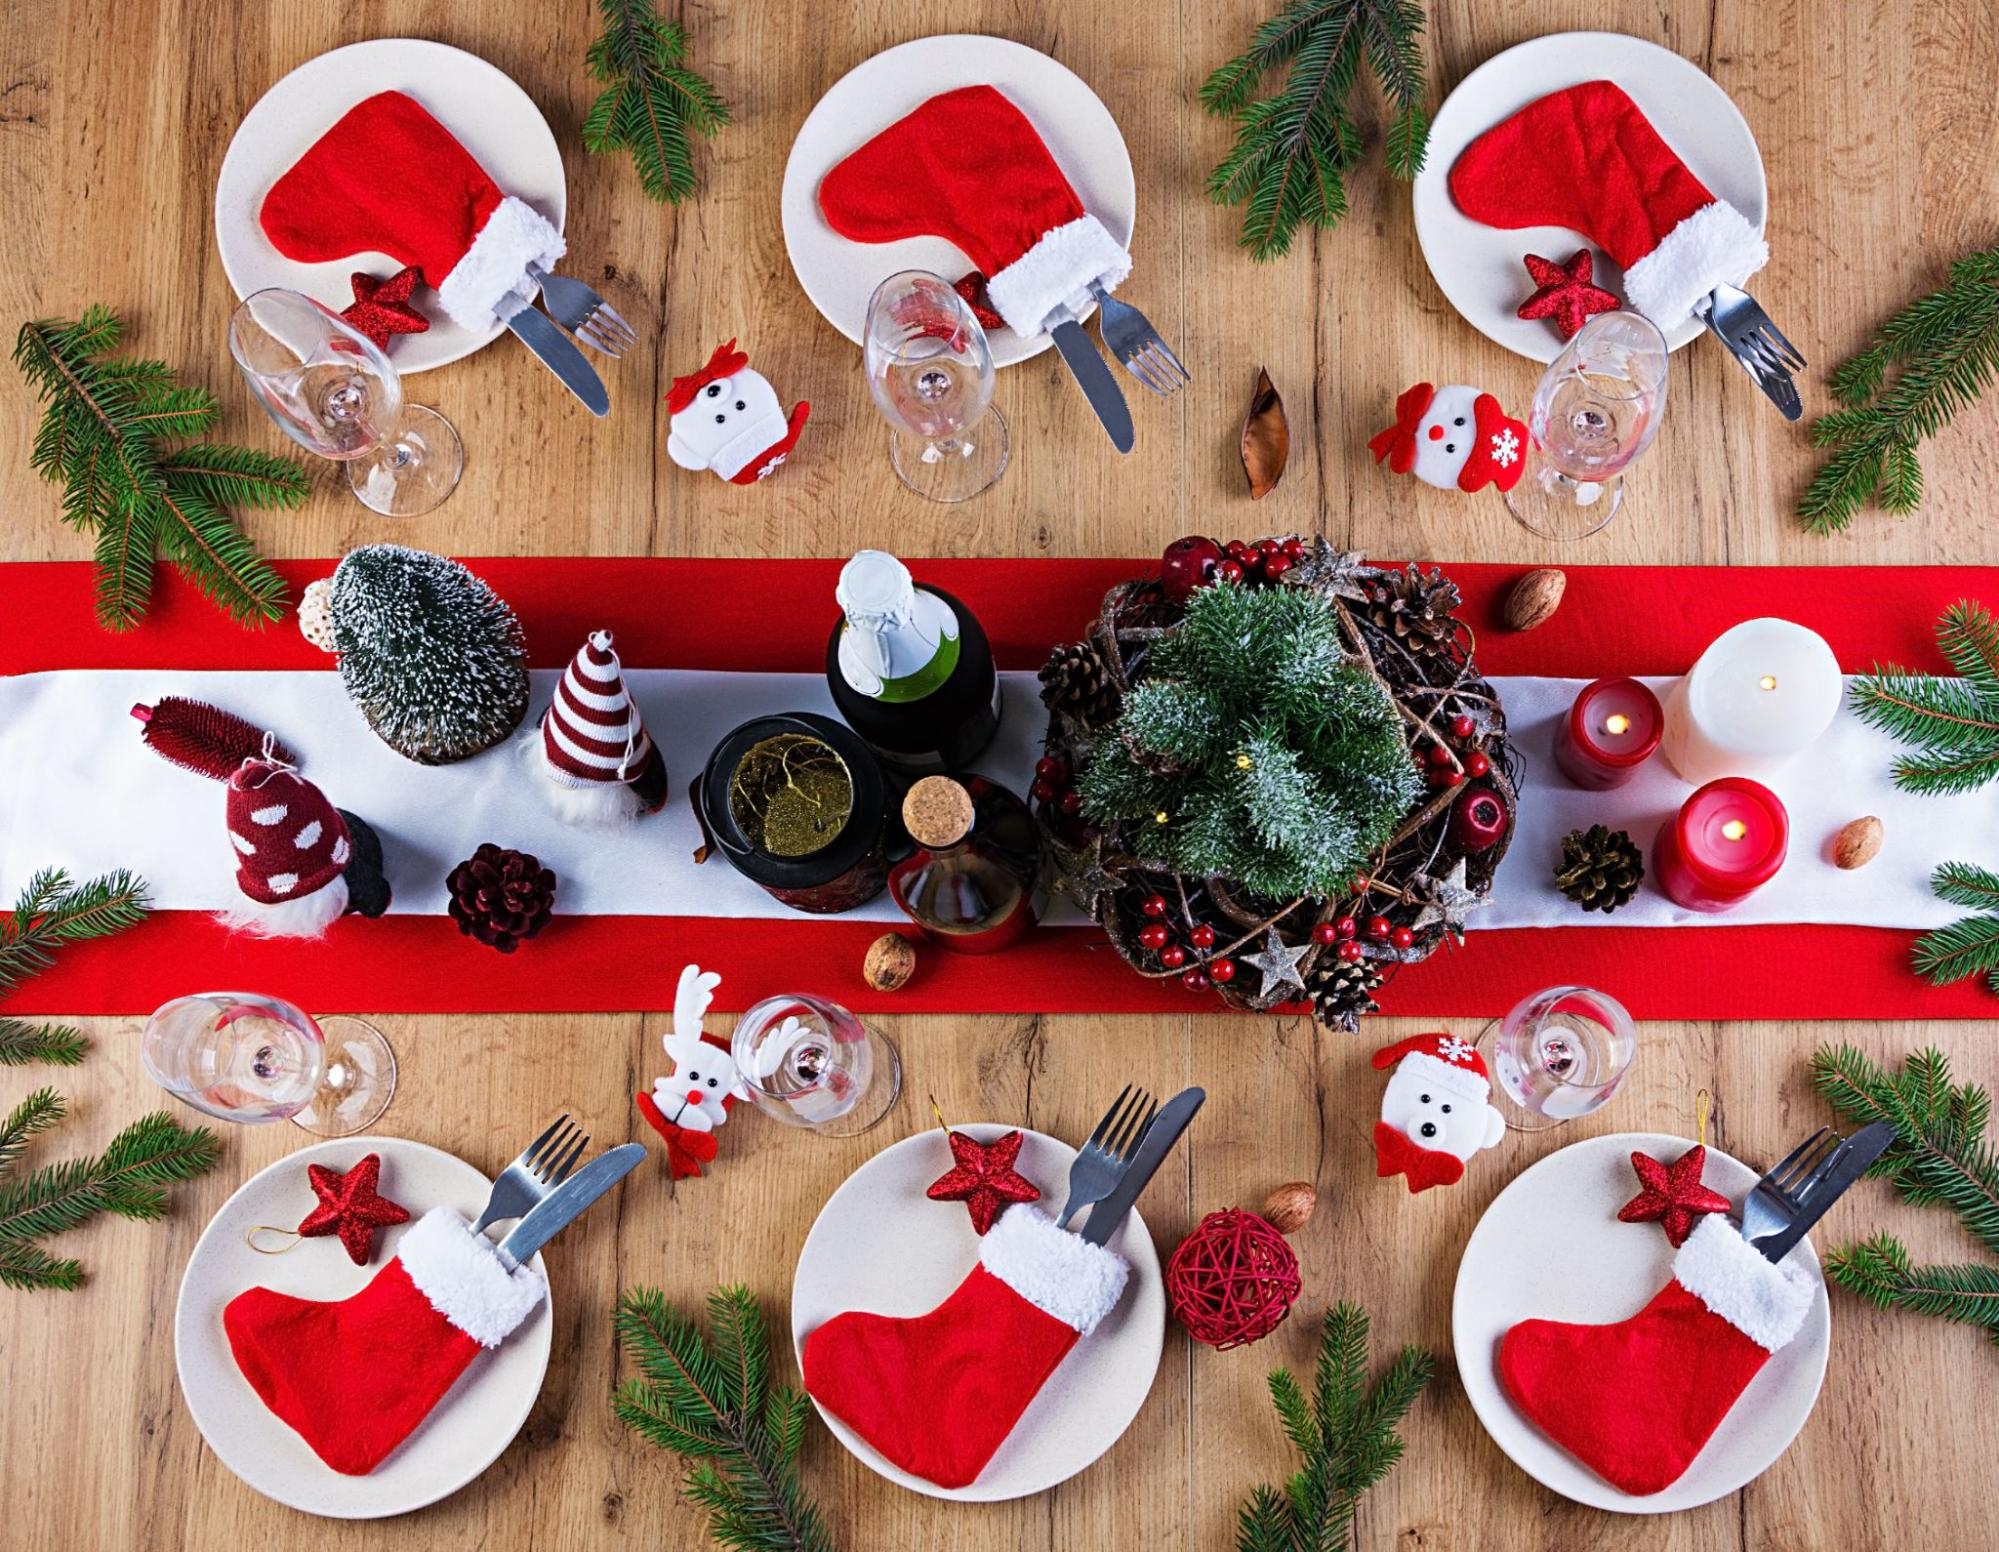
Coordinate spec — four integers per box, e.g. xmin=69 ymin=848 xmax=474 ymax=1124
xmin=1164 ymin=1208 xmax=1302 ymax=1350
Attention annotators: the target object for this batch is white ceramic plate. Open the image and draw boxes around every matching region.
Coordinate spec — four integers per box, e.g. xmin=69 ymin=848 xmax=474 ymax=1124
xmin=215 ymin=39 xmax=566 ymax=375
xmin=791 ymin=1124 xmax=1165 ymax=1500
xmin=1453 ymin=1131 xmax=1828 ymax=1513
xmin=175 ymin=1136 xmax=552 ymax=1519
xmin=1413 ymin=32 xmax=1767 ymax=361
xmin=780 ymin=34 xmax=1136 ymax=367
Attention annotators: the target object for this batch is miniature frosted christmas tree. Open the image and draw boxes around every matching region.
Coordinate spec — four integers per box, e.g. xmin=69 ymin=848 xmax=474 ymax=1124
xmin=301 ymin=545 xmax=529 ymax=765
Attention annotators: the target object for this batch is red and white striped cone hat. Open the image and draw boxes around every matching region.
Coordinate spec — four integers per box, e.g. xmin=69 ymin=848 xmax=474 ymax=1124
xmin=534 ymin=631 xmax=668 ymax=825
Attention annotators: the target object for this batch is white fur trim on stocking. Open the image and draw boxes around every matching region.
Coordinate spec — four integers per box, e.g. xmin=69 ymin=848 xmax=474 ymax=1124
xmin=398 ymin=1207 xmax=547 ymax=1347
xmin=979 ymin=1205 xmax=1128 ymax=1336
xmin=435 ymin=196 xmax=567 ymax=331
xmin=1673 ymin=1214 xmax=1815 ymax=1352
xmin=984 ymin=214 xmax=1133 ymax=337
xmin=219 ymin=874 xmax=348 ymax=939
xmin=1622 ymin=201 xmax=1768 ymax=331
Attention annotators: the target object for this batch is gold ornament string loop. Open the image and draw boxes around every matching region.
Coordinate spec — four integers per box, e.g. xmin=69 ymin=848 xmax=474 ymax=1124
xmin=1695 ymin=1088 xmax=1711 ymax=1147
xmin=246 ymin=1225 xmax=301 ymax=1254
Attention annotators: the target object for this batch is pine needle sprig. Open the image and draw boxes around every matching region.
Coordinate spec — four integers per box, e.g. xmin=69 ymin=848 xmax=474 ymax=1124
xmin=1909 ymin=861 xmax=1999 ymax=994
xmin=1235 ymin=1302 xmax=1433 ymax=1552
xmin=1851 ymin=600 xmax=1999 ymax=795
xmin=0 ymin=1097 xmax=218 ymax=1292
xmin=1202 ymin=0 xmax=1430 ymax=261
xmin=583 ymin=0 xmax=731 ymax=205
xmin=1799 ymin=246 xmax=1999 ymax=533
xmin=0 ymin=1020 xmax=87 ymax=1067
xmin=0 ymin=869 xmax=150 ymax=997
xmin=614 ymin=1285 xmax=835 ymax=1552
xmin=14 ymin=308 xmax=306 ymax=631
xmin=1811 ymin=1044 xmax=1999 ymax=1342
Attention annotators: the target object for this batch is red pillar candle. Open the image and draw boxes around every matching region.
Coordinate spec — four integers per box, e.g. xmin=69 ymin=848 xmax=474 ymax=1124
xmin=1555 ymin=678 xmax=1664 ymax=790
xmin=1653 ymin=778 xmax=1789 ymax=913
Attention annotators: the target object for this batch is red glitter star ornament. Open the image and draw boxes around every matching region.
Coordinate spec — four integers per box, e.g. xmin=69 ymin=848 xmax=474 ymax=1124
xmin=1617 ymin=1144 xmax=1732 ymax=1247
xmin=953 ymin=271 xmax=1006 ymax=333
xmin=925 ymin=1129 xmax=1041 ymax=1235
xmin=1517 ymin=249 xmax=1620 ymax=340
xmin=297 ymin=1153 xmax=412 ymax=1265
xmin=339 ymin=266 xmax=430 ymax=351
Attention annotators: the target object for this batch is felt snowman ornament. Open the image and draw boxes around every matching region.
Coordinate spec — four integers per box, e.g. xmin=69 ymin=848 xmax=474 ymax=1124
xmin=634 ymin=965 xmax=751 ymax=1179
xmin=666 ymin=341 xmax=810 ymax=485
xmin=1369 ymin=383 xmax=1529 ymax=494
xmin=1372 ymin=1032 xmax=1506 ymax=1193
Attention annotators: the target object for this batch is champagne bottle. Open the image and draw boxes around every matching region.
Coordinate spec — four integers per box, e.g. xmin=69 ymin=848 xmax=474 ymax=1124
xmin=889 ymin=775 xmax=1044 ymax=953
xmin=825 ymin=550 xmax=1000 ymax=772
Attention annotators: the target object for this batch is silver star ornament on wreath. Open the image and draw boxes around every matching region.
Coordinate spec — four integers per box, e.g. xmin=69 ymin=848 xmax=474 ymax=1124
xmin=1411 ymin=858 xmax=1489 ymax=936
xmin=1245 ymin=926 xmax=1313 ymax=1000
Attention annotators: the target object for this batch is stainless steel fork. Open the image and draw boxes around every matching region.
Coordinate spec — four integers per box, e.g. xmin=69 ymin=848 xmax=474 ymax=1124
xmin=529 ymin=263 xmax=638 ymax=359
xmin=472 ymin=1113 xmax=590 ymax=1235
xmin=1088 ymin=281 xmax=1189 ymax=397
xmin=1056 ymin=1084 xmax=1158 ymax=1228
xmin=1701 ymin=283 xmax=1806 ymax=421
xmin=1739 ymin=1125 xmax=1840 ymax=1245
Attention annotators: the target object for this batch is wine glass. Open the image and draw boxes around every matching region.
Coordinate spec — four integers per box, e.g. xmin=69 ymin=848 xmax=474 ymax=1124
xmin=1483 ymin=985 xmax=1636 ymax=1132
xmin=863 ymin=270 xmax=1008 ymax=503
xmin=730 ymin=994 xmax=901 ymax=1137
xmin=140 ymin=991 xmax=397 ymax=1137
xmin=228 ymin=287 xmax=462 ymax=517
xmin=1504 ymin=310 xmax=1669 ymax=541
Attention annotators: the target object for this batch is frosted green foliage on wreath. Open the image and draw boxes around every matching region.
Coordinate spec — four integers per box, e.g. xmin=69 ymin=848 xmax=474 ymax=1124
xmin=1079 ymin=581 xmax=1422 ymax=900
xmin=309 ymin=544 xmax=530 ymax=765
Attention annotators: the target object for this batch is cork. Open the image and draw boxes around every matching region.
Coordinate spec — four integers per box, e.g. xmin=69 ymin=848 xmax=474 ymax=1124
xmin=902 ymin=776 xmax=974 ymax=849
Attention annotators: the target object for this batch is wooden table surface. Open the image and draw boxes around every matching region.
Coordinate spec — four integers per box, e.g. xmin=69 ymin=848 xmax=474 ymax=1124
xmin=4 ymin=1 xmax=1996 ymax=1548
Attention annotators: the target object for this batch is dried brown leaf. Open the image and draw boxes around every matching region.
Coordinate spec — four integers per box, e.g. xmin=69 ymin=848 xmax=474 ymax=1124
xmin=1240 ymin=367 xmax=1288 ymax=500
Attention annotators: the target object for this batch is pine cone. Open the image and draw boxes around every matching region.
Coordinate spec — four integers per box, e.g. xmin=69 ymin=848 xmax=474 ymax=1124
xmin=1555 ymin=825 xmax=1644 ymax=913
xmin=1038 ymin=640 xmax=1117 ymax=727
xmin=1305 ymin=956 xmax=1383 ymax=1032
xmin=446 ymin=843 xmax=556 ymax=952
xmin=1362 ymin=564 xmax=1463 ymax=657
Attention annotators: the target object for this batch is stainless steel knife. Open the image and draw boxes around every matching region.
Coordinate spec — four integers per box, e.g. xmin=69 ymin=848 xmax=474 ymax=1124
xmin=1749 ymin=1121 xmax=1894 ymax=1264
xmin=1047 ymin=305 xmax=1134 ymax=454
xmin=498 ymin=290 xmax=610 ymax=417
xmin=1080 ymin=1086 xmax=1204 ymax=1245
xmin=496 ymin=1142 xmax=645 ymax=1268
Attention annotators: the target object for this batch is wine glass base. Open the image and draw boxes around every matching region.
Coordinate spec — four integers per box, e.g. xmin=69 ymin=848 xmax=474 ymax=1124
xmin=809 ymin=1028 xmax=903 ymax=1138
xmin=1503 ymin=465 xmax=1624 ymax=542
xmin=888 ymin=406 xmax=1008 ymax=503
xmin=291 ymin=1016 xmax=398 ymax=1136
xmin=1473 ymin=1017 xmax=1568 ymax=1133
xmin=348 ymin=403 xmax=463 ymax=517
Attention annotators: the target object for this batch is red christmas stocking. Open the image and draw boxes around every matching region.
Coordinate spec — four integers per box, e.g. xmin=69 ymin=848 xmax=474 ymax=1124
xmin=817 ymin=85 xmax=1131 ymax=338
xmin=224 ymin=1208 xmax=545 ymax=1475
xmin=801 ymin=1206 xmax=1128 ymax=1488
xmin=260 ymin=91 xmax=564 ymax=331
xmin=1497 ymin=1215 xmax=1815 ymax=1495
xmin=1448 ymin=81 xmax=1766 ymax=330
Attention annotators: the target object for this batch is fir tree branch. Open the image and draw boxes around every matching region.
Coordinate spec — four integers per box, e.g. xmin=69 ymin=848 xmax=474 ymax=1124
xmin=0 ymin=869 xmax=150 ymax=998
xmin=0 ymin=1020 xmax=87 ymax=1067
xmin=583 ymin=0 xmax=731 ymax=205
xmin=614 ymin=1285 xmax=835 ymax=1552
xmin=1823 ymin=1234 xmax=1999 ymax=1339
xmin=1851 ymin=600 xmax=1999 ymax=796
xmin=1202 ymin=0 xmax=1430 ymax=261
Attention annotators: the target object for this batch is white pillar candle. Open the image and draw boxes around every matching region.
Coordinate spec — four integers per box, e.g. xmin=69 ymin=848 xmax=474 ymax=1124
xmin=1660 ymin=618 xmax=1843 ymax=785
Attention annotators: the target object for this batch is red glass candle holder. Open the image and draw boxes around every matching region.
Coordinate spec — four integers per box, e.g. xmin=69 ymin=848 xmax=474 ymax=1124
xmin=1555 ymin=677 xmax=1664 ymax=790
xmin=1653 ymin=777 xmax=1789 ymax=913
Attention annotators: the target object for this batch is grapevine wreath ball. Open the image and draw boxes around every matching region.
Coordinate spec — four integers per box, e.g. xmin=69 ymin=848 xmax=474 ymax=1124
xmin=1036 ymin=537 xmax=1518 ymax=1030
xmin=1164 ymin=1207 xmax=1303 ymax=1350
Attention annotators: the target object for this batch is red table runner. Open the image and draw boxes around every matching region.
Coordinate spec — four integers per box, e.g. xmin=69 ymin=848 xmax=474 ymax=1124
xmin=4 ymin=557 xmax=1992 ymax=1021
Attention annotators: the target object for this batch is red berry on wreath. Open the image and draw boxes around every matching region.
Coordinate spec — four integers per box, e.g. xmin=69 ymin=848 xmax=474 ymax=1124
xmin=1030 ymin=779 xmax=1057 ymax=803
xmin=1451 ymin=713 xmax=1476 ymax=740
xmin=1465 ymin=750 xmax=1491 ymax=778
xmin=1209 ymin=958 xmax=1236 ymax=983
xmin=1391 ymin=926 xmax=1416 ymax=950
xmin=1035 ymin=755 xmax=1067 ymax=783
xmin=1427 ymin=744 xmax=1455 ymax=768
xmin=1430 ymin=768 xmax=1466 ymax=790
xmin=1160 ymin=535 xmax=1225 ymax=603
xmin=1282 ymin=537 xmax=1304 ymax=560
xmin=1337 ymin=940 xmax=1364 ymax=963
xmin=1058 ymin=789 xmax=1082 ymax=816
xmin=1262 ymin=552 xmax=1294 ymax=580
xmin=1165 ymin=1208 xmax=1301 ymax=1350
xmin=1517 ymin=249 xmax=1620 ymax=341
xmin=1448 ymin=786 xmax=1510 ymax=854
xmin=1312 ymin=921 xmax=1340 ymax=946
xmin=1217 ymin=559 xmax=1245 ymax=584
xmin=1189 ymin=923 xmax=1216 ymax=949
xmin=1138 ymin=922 xmax=1170 ymax=950
xmin=1141 ymin=893 xmax=1169 ymax=918
xmin=1225 ymin=539 xmax=1250 ymax=559
xmin=1257 ymin=538 xmax=1281 ymax=557
xmin=1160 ymin=944 xmax=1187 ymax=969
xmin=1334 ymin=914 xmax=1358 ymax=939
xmin=1365 ymin=915 xmax=1392 ymax=940
xmin=1181 ymin=967 xmax=1210 ymax=991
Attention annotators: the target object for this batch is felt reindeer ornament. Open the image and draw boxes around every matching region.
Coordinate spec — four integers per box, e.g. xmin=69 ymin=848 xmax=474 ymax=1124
xmin=635 ymin=965 xmax=751 ymax=1179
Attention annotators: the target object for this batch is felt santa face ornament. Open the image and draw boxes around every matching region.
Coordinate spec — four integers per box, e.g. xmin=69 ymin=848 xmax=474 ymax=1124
xmin=666 ymin=341 xmax=810 ymax=484
xmin=532 ymin=630 xmax=668 ymax=826
xmin=260 ymin=91 xmax=564 ymax=332
xmin=1372 ymin=1032 xmax=1506 ymax=1192
xmin=635 ymin=965 xmax=751 ymax=1179
xmin=1449 ymin=81 xmax=1768 ymax=332
xmin=1369 ymin=383 xmax=1529 ymax=494
xmin=817 ymin=84 xmax=1132 ymax=338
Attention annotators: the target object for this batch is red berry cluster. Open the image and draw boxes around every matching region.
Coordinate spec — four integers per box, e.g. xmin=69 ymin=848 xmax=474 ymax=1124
xmin=1135 ymin=892 xmax=1237 ymax=990
xmin=1028 ymin=754 xmax=1083 ymax=818
xmin=1309 ymin=909 xmax=1414 ymax=958
xmin=1422 ymin=710 xmax=1511 ymax=856
xmin=1160 ymin=534 xmax=1306 ymax=603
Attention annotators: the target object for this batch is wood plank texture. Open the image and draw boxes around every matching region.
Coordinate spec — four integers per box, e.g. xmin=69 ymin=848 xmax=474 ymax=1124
xmin=2 ymin=2 xmax=1997 ymax=1548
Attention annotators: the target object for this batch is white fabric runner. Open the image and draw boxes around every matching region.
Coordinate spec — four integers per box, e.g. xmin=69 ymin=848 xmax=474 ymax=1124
xmin=0 ymin=669 xmax=1987 ymax=930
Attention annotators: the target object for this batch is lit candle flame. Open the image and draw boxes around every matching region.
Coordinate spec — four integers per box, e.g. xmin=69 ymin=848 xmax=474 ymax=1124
xmin=1758 ymin=675 xmax=1778 ymax=691
xmin=1721 ymin=819 xmax=1748 ymax=841
xmin=1604 ymin=713 xmax=1631 ymax=736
